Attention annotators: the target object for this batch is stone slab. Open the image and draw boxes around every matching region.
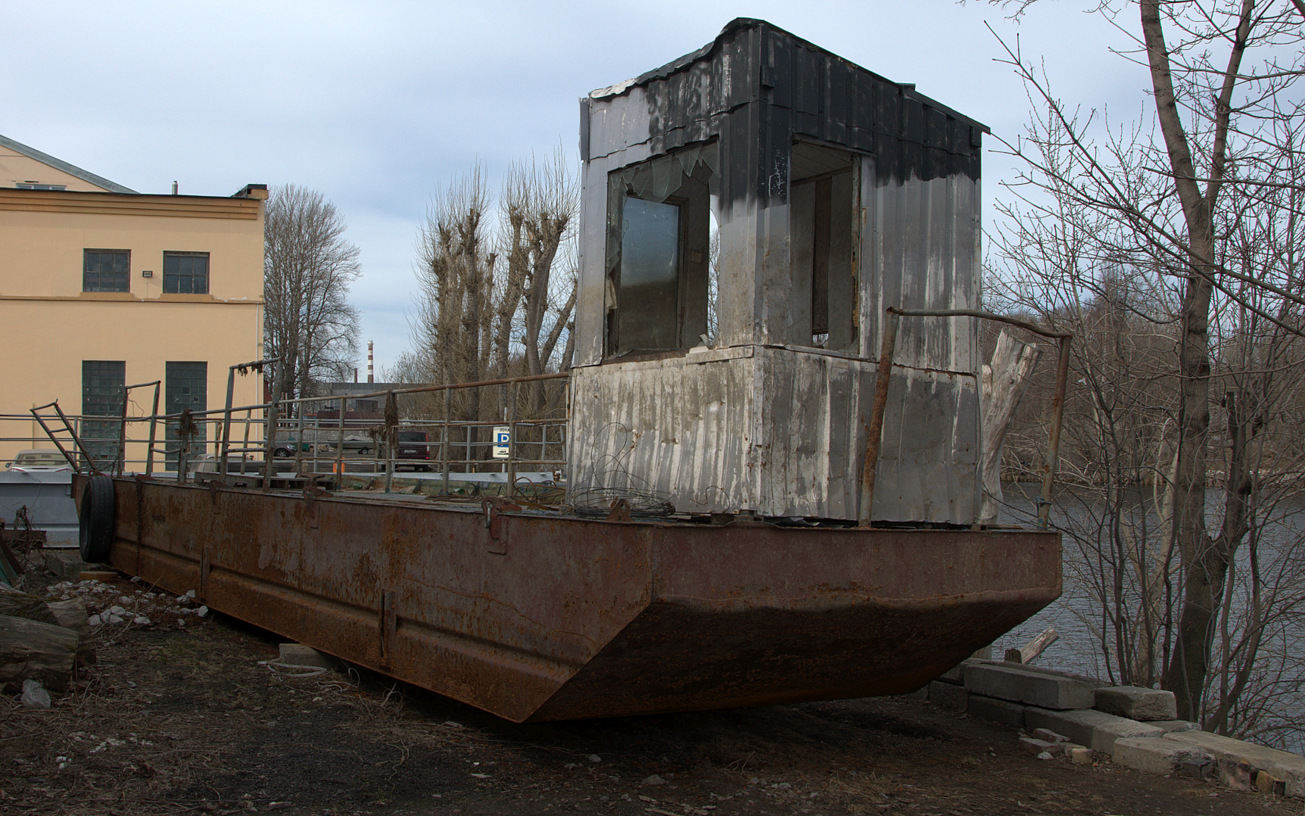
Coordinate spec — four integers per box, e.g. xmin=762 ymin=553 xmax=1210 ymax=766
xmin=277 ymin=643 xmax=337 ymax=670
xmin=1020 ymin=737 xmax=1055 ymax=756
xmin=1113 ymin=735 xmax=1213 ymax=777
xmin=1094 ymin=686 xmax=1178 ymax=721
xmin=1164 ymin=730 xmax=1305 ymax=798
xmin=928 ymin=680 xmax=969 ymax=712
xmin=1150 ymin=719 xmax=1200 ymax=734
xmin=967 ymin=695 xmax=1026 ymax=729
xmin=1025 ymin=707 xmax=1165 ymax=754
xmin=939 ymin=658 xmax=989 ymax=685
xmin=964 ymin=662 xmax=1103 ymax=710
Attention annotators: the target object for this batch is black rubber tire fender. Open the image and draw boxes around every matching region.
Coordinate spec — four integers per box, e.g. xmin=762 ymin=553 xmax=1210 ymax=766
xmin=78 ymin=474 xmax=116 ymax=563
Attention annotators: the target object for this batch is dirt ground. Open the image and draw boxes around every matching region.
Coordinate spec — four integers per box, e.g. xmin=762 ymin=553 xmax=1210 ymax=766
xmin=1 ymin=573 xmax=1299 ymax=816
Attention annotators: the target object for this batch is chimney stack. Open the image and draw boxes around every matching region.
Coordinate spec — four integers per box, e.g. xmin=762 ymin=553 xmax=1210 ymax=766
xmin=367 ymin=341 xmax=374 ymax=384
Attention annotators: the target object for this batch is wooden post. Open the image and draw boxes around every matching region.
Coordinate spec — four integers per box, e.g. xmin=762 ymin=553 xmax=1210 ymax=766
xmin=979 ymin=330 xmax=1041 ymax=524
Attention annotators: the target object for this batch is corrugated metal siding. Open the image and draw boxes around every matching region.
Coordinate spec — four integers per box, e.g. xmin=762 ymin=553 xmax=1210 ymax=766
xmin=569 ymin=348 xmax=978 ymax=523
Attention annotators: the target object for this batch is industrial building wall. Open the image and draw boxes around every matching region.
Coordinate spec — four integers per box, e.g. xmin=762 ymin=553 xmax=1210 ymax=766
xmin=0 ymin=188 xmax=266 ymax=464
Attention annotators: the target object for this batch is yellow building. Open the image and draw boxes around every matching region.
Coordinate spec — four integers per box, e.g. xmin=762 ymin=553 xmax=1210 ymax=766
xmin=0 ymin=133 xmax=266 ymax=468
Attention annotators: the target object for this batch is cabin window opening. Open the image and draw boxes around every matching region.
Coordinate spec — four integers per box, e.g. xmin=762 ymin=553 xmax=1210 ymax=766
xmin=605 ymin=142 xmax=717 ymax=357
xmin=790 ymin=141 xmax=857 ymax=351
xmin=617 ymin=196 xmax=682 ymax=351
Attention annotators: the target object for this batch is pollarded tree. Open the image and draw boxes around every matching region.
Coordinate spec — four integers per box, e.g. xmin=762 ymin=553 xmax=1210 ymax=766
xmin=264 ymin=185 xmax=362 ymax=400
xmin=408 ymin=152 xmax=577 ymax=422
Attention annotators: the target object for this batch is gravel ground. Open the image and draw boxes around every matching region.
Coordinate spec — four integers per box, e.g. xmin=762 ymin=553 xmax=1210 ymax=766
xmin=0 ymin=573 xmax=1297 ymax=816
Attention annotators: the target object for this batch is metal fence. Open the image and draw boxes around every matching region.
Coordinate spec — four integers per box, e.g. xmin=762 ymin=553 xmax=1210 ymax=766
xmin=16 ymin=366 xmax=570 ymax=499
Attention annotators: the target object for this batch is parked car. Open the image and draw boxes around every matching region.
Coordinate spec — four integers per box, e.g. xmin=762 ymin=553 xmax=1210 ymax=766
xmin=6 ymin=449 xmax=72 ymax=473
xmin=272 ymin=429 xmax=376 ymax=458
xmin=396 ymin=430 xmax=430 ymax=471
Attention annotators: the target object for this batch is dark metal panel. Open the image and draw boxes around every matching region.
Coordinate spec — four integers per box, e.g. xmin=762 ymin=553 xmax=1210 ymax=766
xmin=826 ymin=58 xmax=850 ymax=144
xmin=578 ymin=97 xmax=591 ymax=161
xmin=762 ymin=25 xmax=792 ymax=110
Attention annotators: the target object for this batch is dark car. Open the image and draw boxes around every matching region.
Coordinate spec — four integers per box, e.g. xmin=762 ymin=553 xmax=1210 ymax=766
xmin=396 ymin=430 xmax=430 ymax=471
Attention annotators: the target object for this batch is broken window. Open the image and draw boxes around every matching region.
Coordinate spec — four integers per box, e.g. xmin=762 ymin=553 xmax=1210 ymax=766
xmin=789 ymin=141 xmax=857 ymax=351
xmin=606 ymin=143 xmax=716 ymax=357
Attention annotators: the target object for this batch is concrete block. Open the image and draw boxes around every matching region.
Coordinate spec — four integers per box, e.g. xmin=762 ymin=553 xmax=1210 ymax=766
xmin=939 ymin=658 xmax=989 ymax=684
xmin=44 ymin=550 xmax=91 ymax=580
xmin=1112 ymin=735 xmax=1213 ymax=777
xmin=1150 ymin=719 xmax=1200 ymax=733
xmin=1094 ymin=686 xmax=1177 ymax=721
xmin=1025 ymin=707 xmax=1165 ymax=754
xmin=963 ymin=662 xmax=1102 ymax=710
xmin=1032 ymin=728 xmax=1068 ymax=743
xmin=277 ymin=643 xmax=337 ymax=670
xmin=967 ymin=695 xmax=1026 ymax=729
xmin=1164 ymin=730 xmax=1305 ymax=798
xmin=928 ymin=680 xmax=969 ymax=712
xmin=1019 ymin=737 xmax=1055 ymax=756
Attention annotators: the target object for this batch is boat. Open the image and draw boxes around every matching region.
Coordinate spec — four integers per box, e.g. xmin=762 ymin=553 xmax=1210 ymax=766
xmin=64 ymin=19 xmax=1064 ymax=723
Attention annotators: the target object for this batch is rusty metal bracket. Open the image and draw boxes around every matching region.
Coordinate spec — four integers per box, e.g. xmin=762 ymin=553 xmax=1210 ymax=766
xmin=481 ymin=497 xmax=521 ymax=554
xmin=607 ymin=498 xmax=633 ymax=522
xmin=379 ymin=590 xmax=397 ymax=666
xmin=302 ymin=487 xmax=331 ymax=529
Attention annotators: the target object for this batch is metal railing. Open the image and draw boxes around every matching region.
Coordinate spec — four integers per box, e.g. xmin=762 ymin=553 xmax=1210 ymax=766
xmin=17 ymin=370 xmax=571 ymax=500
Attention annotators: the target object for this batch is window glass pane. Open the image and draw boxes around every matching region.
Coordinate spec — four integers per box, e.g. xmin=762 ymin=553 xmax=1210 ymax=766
xmin=163 ymin=252 xmax=209 ymax=294
xmin=83 ymin=250 xmax=130 ymax=292
xmin=165 ymin=361 xmax=208 ymax=468
xmin=617 ymin=197 xmax=680 ymax=351
xmin=82 ymin=360 xmax=125 ymax=469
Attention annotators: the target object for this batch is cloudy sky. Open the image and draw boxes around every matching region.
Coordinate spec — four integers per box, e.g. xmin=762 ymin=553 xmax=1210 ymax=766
xmin=4 ymin=1 xmax=1149 ymax=374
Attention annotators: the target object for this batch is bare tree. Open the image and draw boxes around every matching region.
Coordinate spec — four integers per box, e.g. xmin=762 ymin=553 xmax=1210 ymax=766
xmin=408 ymin=152 xmax=577 ymax=422
xmin=988 ymin=0 xmax=1305 ymax=740
xmin=264 ymin=184 xmax=362 ymax=400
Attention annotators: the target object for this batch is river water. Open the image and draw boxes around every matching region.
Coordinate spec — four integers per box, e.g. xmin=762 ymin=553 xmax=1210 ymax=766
xmin=990 ymin=481 xmax=1305 ymax=753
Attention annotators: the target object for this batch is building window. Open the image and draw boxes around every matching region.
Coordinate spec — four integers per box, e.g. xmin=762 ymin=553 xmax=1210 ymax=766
xmin=163 ymin=252 xmax=209 ymax=294
xmin=82 ymin=360 xmax=125 ymax=470
xmin=165 ymin=361 xmax=208 ymax=468
xmin=83 ymin=250 xmax=130 ymax=292
xmin=606 ymin=143 xmax=715 ymax=356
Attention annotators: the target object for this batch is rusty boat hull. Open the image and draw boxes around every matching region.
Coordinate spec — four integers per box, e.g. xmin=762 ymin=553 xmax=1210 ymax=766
xmin=84 ymin=475 xmax=1060 ymax=722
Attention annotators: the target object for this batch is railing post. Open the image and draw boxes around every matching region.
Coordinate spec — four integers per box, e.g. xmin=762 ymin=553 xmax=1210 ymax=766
xmin=859 ymin=308 xmax=900 ymax=527
xmin=262 ymin=364 xmax=281 ymax=490
xmin=115 ymin=387 xmax=129 ymax=477
xmin=220 ymin=365 xmax=237 ymax=476
xmin=335 ymin=396 xmax=346 ymax=482
xmin=507 ymin=381 xmax=518 ymax=498
xmin=441 ymin=388 xmax=451 ymax=496
xmin=146 ymin=384 xmax=160 ymax=476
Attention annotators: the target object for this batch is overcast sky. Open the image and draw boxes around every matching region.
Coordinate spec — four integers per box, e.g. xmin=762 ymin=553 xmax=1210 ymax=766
xmin=4 ymin=1 xmax=1149 ymax=374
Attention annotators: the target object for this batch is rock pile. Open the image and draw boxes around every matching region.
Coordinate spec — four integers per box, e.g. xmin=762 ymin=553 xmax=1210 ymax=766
xmin=43 ymin=577 xmax=209 ymax=629
xmin=2 ymin=573 xmax=209 ymax=709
